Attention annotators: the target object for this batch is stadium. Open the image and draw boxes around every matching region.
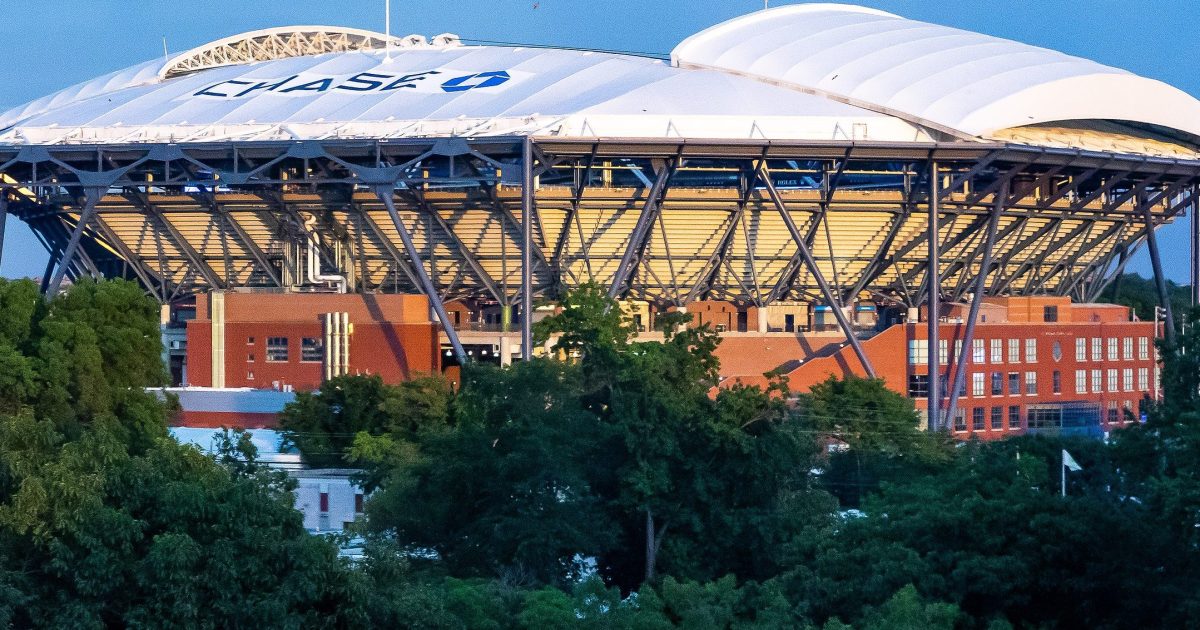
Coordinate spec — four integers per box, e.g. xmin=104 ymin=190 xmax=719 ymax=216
xmin=1 ymin=4 xmax=1197 ymax=433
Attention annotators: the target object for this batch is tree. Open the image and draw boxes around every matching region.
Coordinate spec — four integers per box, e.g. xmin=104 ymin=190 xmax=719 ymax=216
xmin=354 ymin=360 xmax=616 ymax=586
xmin=780 ymin=437 xmax=1200 ymax=628
xmin=280 ymin=373 xmax=451 ymax=468
xmin=0 ymin=279 xmax=369 ymax=627
xmin=794 ymin=375 xmax=951 ymax=507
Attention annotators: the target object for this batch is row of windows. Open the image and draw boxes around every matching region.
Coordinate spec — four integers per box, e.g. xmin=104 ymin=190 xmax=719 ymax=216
xmin=909 ymin=336 xmax=1152 ymax=366
xmin=953 ymin=405 xmax=1023 ymax=432
xmin=970 ymin=371 xmax=1040 ymax=396
xmin=951 ymin=401 xmax=1139 ymax=433
xmin=1073 ymin=368 xmax=1150 ymax=394
xmin=247 ymin=336 xmax=324 ymax=363
xmin=1074 ymin=337 xmax=1150 ymax=362
xmin=910 ymin=366 xmax=1153 ymax=400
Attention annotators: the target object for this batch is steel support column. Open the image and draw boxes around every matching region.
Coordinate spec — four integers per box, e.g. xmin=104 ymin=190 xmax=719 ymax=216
xmin=1192 ymin=189 xmax=1199 ymax=307
xmin=520 ymin=138 xmax=534 ymax=361
xmin=373 ymin=185 xmax=468 ymax=365
xmin=758 ymin=164 xmax=876 ymax=378
xmin=1142 ymin=195 xmax=1176 ymax=344
xmin=945 ymin=181 xmax=1006 ymax=430
xmin=927 ymin=162 xmax=941 ymax=432
xmin=45 ymin=187 xmax=103 ymax=297
xmin=0 ymin=189 xmax=7 ymax=268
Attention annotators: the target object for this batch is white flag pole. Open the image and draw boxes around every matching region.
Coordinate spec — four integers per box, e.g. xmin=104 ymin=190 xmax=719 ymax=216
xmin=1061 ymin=450 xmax=1067 ymax=497
xmin=384 ymin=0 xmax=392 ymax=62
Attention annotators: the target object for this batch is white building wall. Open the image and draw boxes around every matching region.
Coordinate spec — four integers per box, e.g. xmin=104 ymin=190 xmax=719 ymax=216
xmin=290 ymin=471 xmax=364 ymax=533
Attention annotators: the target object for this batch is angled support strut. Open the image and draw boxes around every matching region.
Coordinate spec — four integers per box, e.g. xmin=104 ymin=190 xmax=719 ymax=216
xmin=757 ymin=164 xmax=876 ymax=379
xmin=372 ymin=185 xmax=468 ymax=365
xmin=45 ymin=186 xmax=104 ymax=298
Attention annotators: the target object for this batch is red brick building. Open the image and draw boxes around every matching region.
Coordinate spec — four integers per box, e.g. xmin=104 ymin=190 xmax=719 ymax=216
xmin=186 ymin=292 xmax=440 ymax=391
xmin=721 ymin=297 xmax=1158 ymax=439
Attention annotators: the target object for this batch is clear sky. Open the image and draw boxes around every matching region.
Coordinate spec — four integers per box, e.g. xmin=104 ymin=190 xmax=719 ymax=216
xmin=1 ymin=0 xmax=1196 ymax=283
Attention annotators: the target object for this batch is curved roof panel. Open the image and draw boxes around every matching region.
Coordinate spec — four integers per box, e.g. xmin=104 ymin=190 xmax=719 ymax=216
xmin=672 ymin=3 xmax=1200 ymax=141
xmin=0 ymin=28 xmax=929 ymax=145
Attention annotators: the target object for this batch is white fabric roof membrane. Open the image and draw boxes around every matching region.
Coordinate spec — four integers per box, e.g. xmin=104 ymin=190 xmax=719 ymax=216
xmin=672 ymin=3 xmax=1200 ymax=141
xmin=0 ymin=29 xmax=929 ymax=145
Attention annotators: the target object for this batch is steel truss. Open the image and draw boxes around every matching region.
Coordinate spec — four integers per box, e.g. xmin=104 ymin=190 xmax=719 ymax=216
xmin=0 ymin=138 xmax=1195 ymax=347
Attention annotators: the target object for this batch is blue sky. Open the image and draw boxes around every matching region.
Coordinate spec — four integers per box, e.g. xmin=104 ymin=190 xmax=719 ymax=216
xmin=1 ymin=0 xmax=1196 ymax=282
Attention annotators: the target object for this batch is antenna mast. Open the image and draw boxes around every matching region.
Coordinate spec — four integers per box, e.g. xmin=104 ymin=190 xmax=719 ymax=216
xmin=384 ymin=0 xmax=392 ymax=61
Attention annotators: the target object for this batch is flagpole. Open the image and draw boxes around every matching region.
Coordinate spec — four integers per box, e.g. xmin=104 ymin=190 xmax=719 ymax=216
xmin=1061 ymin=451 xmax=1066 ymax=497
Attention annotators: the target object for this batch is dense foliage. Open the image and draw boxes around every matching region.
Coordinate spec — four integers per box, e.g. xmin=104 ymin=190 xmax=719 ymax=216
xmin=5 ymin=278 xmax=1200 ymax=628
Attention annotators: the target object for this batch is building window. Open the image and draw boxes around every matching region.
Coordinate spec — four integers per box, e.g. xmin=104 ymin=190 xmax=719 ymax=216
xmin=319 ymin=491 xmax=329 ymax=513
xmin=246 ymin=370 xmax=254 ymax=380
xmin=1025 ymin=338 xmax=1037 ymax=363
xmin=972 ymin=407 xmax=985 ymax=431
xmin=1107 ymin=401 xmax=1118 ymax=423
xmin=1122 ymin=368 xmax=1133 ymax=392
xmin=1043 ymin=305 xmax=1058 ymax=322
xmin=990 ymin=339 xmax=1003 ymax=363
xmin=1052 ymin=370 xmax=1061 ymax=394
xmin=972 ymin=373 xmax=985 ymax=397
xmin=1076 ymin=338 xmax=1087 ymax=362
xmin=1075 ymin=370 xmax=1087 ymax=394
xmin=1138 ymin=368 xmax=1149 ymax=392
xmin=908 ymin=339 xmax=928 ymax=364
xmin=938 ymin=339 xmax=948 ymax=364
xmin=991 ymin=372 xmax=1003 ymax=396
xmin=1107 ymin=369 xmax=1118 ymax=393
xmin=1028 ymin=406 xmax=1063 ymax=429
xmin=301 ymin=337 xmax=323 ymax=363
xmin=355 ymin=493 xmax=365 ymax=514
xmin=1123 ymin=337 xmax=1133 ymax=361
xmin=907 ymin=374 xmax=930 ymax=398
xmin=1091 ymin=369 xmax=1102 ymax=393
xmin=1008 ymin=372 xmax=1020 ymax=395
xmin=247 ymin=353 xmax=255 ymax=363
xmin=1052 ymin=341 xmax=1062 ymax=362
xmin=1138 ymin=337 xmax=1149 ymax=361
xmin=266 ymin=337 xmax=289 ymax=362
xmin=954 ymin=408 xmax=966 ymax=432
xmin=1025 ymin=371 xmax=1037 ymax=395
xmin=1008 ymin=405 xmax=1021 ymax=429
xmin=991 ymin=406 xmax=1003 ymax=430
xmin=1008 ymin=339 xmax=1020 ymax=363
xmin=973 ymin=339 xmax=985 ymax=364
xmin=1092 ymin=337 xmax=1102 ymax=362
xmin=247 ymin=336 xmax=255 ymax=345
xmin=1107 ymin=338 xmax=1118 ymax=362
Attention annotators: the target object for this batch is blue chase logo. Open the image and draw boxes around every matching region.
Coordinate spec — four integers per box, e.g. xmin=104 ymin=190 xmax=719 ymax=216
xmin=193 ymin=69 xmax=513 ymax=99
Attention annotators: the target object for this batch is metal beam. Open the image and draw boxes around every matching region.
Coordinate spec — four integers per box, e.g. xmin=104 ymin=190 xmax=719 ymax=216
xmin=0 ymin=188 xmax=7 ymax=268
xmin=608 ymin=161 xmax=673 ymax=299
xmin=521 ymin=138 xmax=534 ymax=361
xmin=1142 ymin=192 xmax=1177 ymax=345
xmin=926 ymin=161 xmax=940 ymax=432
xmin=127 ymin=192 xmax=226 ymax=290
xmin=945 ymin=180 xmax=1006 ymax=431
xmin=90 ymin=213 xmax=166 ymax=301
xmin=401 ymin=187 xmax=505 ymax=302
xmin=758 ymin=163 xmax=876 ymax=378
xmin=46 ymin=187 xmax=103 ymax=297
xmin=1193 ymin=186 xmax=1200 ymax=307
xmin=373 ymin=185 xmax=467 ymax=365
